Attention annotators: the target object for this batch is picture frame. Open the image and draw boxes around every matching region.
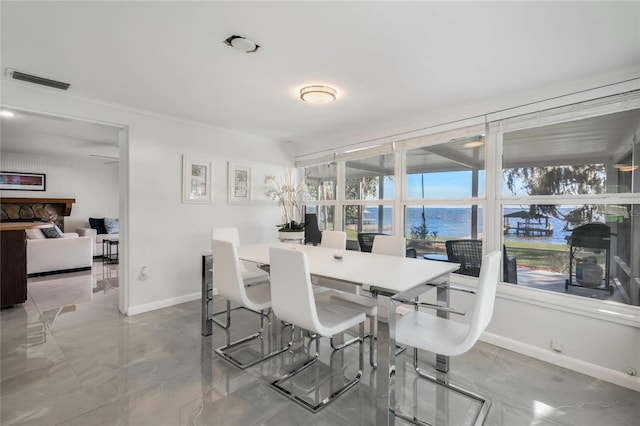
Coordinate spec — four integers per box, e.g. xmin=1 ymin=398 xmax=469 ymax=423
xmin=0 ymin=171 xmax=46 ymax=191
xmin=228 ymin=162 xmax=252 ymax=204
xmin=182 ymin=155 xmax=213 ymax=203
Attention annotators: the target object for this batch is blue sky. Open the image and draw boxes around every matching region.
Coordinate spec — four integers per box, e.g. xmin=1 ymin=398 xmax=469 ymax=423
xmin=404 ymin=171 xmax=487 ymax=198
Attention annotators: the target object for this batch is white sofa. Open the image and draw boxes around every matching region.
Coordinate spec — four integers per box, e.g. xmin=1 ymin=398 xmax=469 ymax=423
xmin=27 ymin=233 xmax=93 ymax=276
xmin=76 ymin=227 xmax=119 ymax=257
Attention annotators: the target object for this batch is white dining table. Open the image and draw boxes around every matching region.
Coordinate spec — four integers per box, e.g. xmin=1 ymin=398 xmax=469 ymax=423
xmin=237 ymin=242 xmax=460 ymax=426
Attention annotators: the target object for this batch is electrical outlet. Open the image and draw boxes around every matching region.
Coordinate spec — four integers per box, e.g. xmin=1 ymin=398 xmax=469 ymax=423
xmin=551 ymin=339 xmax=563 ymax=353
xmin=139 ymin=266 xmax=149 ymax=281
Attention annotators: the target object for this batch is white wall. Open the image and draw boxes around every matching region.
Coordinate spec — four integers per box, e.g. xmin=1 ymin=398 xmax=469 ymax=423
xmin=124 ymin=113 xmax=290 ymax=314
xmin=1 ymin=81 xmax=291 ymax=316
xmin=0 ymin=153 xmax=119 ymax=232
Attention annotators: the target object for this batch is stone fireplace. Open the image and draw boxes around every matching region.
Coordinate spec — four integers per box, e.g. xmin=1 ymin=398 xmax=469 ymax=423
xmin=0 ymin=198 xmax=75 ymax=231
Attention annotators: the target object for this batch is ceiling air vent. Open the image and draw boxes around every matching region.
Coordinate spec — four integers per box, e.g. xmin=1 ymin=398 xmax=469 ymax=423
xmin=8 ymin=70 xmax=71 ymax=90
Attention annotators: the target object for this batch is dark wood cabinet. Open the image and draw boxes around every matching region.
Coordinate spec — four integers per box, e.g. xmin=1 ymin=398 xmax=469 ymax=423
xmin=1 ymin=229 xmax=28 ymax=308
xmin=1 ymin=222 xmax=53 ymax=308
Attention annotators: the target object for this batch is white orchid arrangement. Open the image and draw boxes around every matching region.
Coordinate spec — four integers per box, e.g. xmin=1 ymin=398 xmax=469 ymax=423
xmin=264 ymin=168 xmax=309 ymax=232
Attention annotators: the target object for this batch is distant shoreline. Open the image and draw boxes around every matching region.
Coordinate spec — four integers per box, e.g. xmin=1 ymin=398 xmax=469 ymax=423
xmin=341 ymin=206 xmax=573 ymax=245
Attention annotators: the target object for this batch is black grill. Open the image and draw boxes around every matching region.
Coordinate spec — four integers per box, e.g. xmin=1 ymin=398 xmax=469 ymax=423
xmin=567 ymin=222 xmax=611 ymax=249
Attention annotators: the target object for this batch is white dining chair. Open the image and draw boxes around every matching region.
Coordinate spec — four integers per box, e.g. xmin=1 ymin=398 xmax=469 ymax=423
xmin=211 ymin=227 xmax=269 ymax=329
xmin=313 ymin=230 xmax=350 ymax=294
xmin=371 ymin=235 xmax=406 ymax=257
xmin=211 ymin=239 xmax=289 ymax=369
xmin=389 ymin=250 xmax=501 ymax=426
xmin=268 ymin=246 xmax=366 ymax=412
xmin=319 ymin=230 xmax=347 ymax=249
xmin=211 ymin=227 xmax=269 ymax=285
xmin=329 ymin=235 xmax=407 ymax=367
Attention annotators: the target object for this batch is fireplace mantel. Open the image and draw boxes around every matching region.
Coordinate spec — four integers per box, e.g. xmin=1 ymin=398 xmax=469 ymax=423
xmin=1 ymin=198 xmax=76 ymax=231
xmin=0 ymin=197 xmax=76 ymax=216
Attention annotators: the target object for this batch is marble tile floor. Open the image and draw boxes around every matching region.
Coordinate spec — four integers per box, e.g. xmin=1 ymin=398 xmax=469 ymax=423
xmin=1 ymin=264 xmax=639 ymax=426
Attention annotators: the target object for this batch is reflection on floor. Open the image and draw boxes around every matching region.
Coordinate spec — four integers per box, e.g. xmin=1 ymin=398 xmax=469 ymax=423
xmin=1 ymin=263 xmax=638 ymax=426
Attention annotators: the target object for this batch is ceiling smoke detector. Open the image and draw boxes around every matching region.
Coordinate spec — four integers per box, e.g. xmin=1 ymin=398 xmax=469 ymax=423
xmin=224 ymin=35 xmax=260 ymax=53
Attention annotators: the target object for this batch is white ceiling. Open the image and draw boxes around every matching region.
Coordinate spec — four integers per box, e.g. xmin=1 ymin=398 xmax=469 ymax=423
xmin=1 ymin=1 xmax=639 ymax=158
xmin=0 ymin=110 xmax=120 ymax=162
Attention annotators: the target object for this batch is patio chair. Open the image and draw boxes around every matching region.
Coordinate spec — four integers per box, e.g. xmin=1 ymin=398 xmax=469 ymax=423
xmin=357 ymin=232 xmax=384 ymax=253
xmin=304 ymin=213 xmax=322 ymax=245
xmin=445 ymin=239 xmax=483 ymax=277
xmin=503 ymin=245 xmax=518 ymax=284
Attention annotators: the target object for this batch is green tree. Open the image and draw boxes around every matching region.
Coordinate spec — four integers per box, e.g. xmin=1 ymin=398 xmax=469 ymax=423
xmin=409 ymin=223 xmax=438 ymax=240
xmin=504 ymin=164 xmax=606 ymax=227
xmin=344 ymin=176 xmax=381 ymax=223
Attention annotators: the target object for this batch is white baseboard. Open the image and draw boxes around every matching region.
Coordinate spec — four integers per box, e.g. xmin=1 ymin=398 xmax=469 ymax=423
xmin=127 ymin=292 xmax=201 ymax=316
xmin=481 ymin=332 xmax=640 ymax=392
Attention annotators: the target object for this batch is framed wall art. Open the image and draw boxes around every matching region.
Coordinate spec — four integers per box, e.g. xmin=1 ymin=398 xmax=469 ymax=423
xmin=0 ymin=171 xmax=46 ymax=191
xmin=182 ymin=155 xmax=213 ymax=203
xmin=227 ymin=162 xmax=251 ymax=204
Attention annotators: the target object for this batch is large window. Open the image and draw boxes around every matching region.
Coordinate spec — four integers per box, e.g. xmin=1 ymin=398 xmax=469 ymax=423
xmin=345 ymin=154 xmax=395 ymax=200
xmin=305 ymin=162 xmax=337 ymax=201
xmin=406 ymin=136 xmax=486 ymax=199
xmin=501 ymin=107 xmax=640 ymax=305
xmin=343 ymin=204 xmax=391 ymax=242
xmin=304 ymin=162 xmax=337 ymax=231
xmin=404 ymin=134 xmax=486 ymax=258
xmin=343 ymin=153 xmax=395 ymax=243
xmin=405 ymin=205 xmax=483 ymax=257
xmin=300 ymin=92 xmax=640 ymax=307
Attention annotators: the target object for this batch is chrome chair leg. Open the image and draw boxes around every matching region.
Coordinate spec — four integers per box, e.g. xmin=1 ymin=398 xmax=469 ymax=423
xmin=215 ymin=308 xmax=292 ymax=369
xmin=271 ymin=323 xmax=365 ymax=412
xmin=211 ymin=300 xmax=262 ymax=329
xmin=330 ymin=315 xmax=404 ymax=369
xmin=390 ymin=349 xmax=492 ymax=426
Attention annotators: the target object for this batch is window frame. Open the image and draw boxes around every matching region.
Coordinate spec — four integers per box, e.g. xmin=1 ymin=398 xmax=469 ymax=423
xmin=298 ymin=89 xmax=640 ymax=322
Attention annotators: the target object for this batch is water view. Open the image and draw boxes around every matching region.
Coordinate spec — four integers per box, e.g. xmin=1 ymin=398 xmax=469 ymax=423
xmin=359 ymin=206 xmax=573 ymax=245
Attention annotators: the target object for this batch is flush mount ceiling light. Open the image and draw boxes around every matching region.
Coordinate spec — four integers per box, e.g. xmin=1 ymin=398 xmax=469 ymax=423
xmin=224 ymin=35 xmax=260 ymax=53
xmin=614 ymin=163 xmax=639 ymax=172
xmin=300 ymin=85 xmax=337 ymax=104
xmin=463 ymin=140 xmax=484 ymax=148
